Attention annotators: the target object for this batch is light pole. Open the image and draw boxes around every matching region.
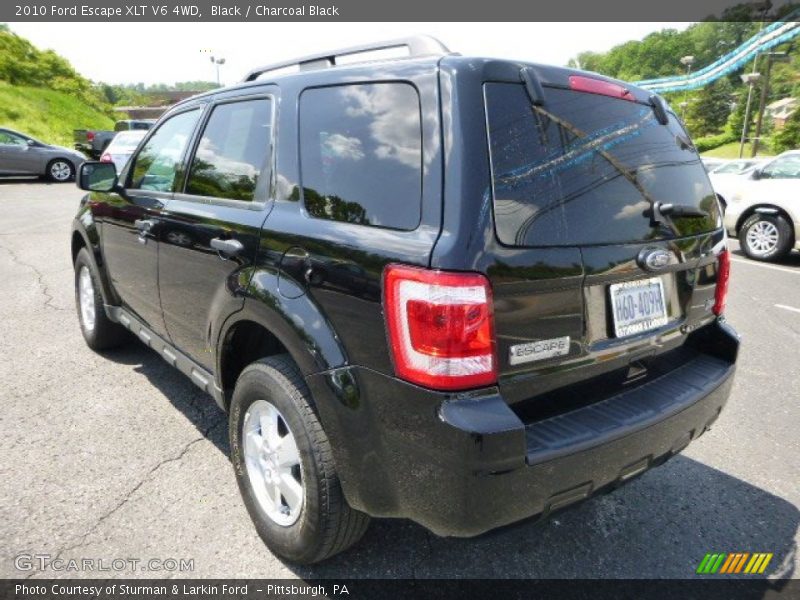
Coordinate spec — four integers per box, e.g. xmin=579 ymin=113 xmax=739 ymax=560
xmin=739 ymin=72 xmax=761 ymax=158
xmin=751 ymin=51 xmax=789 ymax=157
xmin=210 ymin=56 xmax=226 ymax=86
xmin=679 ymin=56 xmax=695 ymax=119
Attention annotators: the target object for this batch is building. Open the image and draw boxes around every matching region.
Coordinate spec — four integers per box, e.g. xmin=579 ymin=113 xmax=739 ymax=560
xmin=766 ymin=97 xmax=799 ymax=129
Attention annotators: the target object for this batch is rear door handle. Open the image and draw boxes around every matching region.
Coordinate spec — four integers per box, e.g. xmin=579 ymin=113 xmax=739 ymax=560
xmin=210 ymin=237 xmax=244 ymax=258
xmin=134 ymin=219 xmax=155 ymax=244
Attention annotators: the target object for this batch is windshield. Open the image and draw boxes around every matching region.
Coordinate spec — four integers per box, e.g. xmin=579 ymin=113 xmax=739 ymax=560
xmin=711 ymin=160 xmax=756 ymax=174
xmin=485 ymin=83 xmax=720 ymax=247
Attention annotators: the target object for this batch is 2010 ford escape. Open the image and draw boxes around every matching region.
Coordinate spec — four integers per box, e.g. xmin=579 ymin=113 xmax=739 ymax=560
xmin=70 ymin=37 xmax=739 ymax=564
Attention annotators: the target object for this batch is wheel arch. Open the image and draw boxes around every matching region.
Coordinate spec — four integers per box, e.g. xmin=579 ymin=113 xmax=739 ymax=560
xmin=71 ymin=215 xmax=120 ymax=306
xmin=735 ymin=204 xmax=795 ymax=238
xmin=215 ymin=272 xmax=348 ymax=408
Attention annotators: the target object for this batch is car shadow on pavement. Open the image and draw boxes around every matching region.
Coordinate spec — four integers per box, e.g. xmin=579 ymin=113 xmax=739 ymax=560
xmin=100 ymin=339 xmax=798 ymax=581
xmin=0 ymin=176 xmax=46 ymax=185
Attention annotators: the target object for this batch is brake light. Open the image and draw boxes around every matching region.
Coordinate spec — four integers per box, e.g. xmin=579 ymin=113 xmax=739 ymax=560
xmin=713 ymin=249 xmax=730 ymax=316
xmin=383 ymin=265 xmax=497 ymax=390
xmin=100 ymin=153 xmax=112 ymax=163
xmin=86 ymin=131 xmax=95 ymax=141
xmin=569 ymin=75 xmax=634 ymax=101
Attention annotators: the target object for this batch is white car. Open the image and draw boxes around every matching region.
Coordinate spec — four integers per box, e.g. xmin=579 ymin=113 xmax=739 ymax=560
xmin=721 ymin=150 xmax=800 ymax=262
xmin=100 ymin=130 xmax=147 ymax=174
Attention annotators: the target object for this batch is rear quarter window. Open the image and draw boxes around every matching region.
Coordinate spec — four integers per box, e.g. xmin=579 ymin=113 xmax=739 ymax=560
xmin=485 ymin=82 xmax=719 ymax=247
xmin=299 ymin=82 xmax=422 ymax=230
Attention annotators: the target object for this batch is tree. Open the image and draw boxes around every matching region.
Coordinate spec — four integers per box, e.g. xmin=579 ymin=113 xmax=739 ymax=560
xmin=684 ymin=78 xmax=734 ymax=137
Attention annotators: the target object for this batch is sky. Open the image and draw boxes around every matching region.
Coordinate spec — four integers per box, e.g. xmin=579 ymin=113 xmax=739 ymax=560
xmin=6 ymin=22 xmax=692 ymax=87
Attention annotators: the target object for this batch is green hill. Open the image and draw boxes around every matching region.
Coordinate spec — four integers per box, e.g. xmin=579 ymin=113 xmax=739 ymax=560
xmin=0 ymin=25 xmax=117 ymax=147
xmin=0 ymin=81 xmax=116 ymax=147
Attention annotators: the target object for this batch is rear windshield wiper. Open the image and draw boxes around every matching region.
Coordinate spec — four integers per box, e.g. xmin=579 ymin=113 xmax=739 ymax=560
xmin=645 ymin=202 xmax=708 ymax=226
xmin=658 ymin=203 xmax=708 ymax=218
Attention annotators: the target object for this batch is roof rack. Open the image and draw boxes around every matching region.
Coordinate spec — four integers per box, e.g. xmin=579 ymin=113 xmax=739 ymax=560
xmin=242 ymin=35 xmax=450 ymax=82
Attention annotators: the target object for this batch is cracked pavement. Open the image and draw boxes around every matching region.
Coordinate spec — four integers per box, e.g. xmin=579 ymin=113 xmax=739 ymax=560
xmin=1 ymin=181 xmax=798 ymax=580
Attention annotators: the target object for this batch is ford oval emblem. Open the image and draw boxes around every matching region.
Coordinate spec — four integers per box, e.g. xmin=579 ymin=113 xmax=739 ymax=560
xmin=638 ymin=248 xmax=672 ymax=271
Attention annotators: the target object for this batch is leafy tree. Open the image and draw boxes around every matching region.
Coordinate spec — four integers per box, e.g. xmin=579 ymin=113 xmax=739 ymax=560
xmin=684 ymin=78 xmax=734 ymax=137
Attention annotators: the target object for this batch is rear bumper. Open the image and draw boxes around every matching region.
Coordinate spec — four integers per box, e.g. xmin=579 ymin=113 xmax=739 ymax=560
xmin=307 ymin=319 xmax=739 ymax=537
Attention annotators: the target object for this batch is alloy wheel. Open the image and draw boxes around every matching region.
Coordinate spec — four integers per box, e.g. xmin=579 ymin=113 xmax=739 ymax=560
xmin=78 ymin=266 xmax=96 ymax=331
xmin=50 ymin=161 xmax=72 ymax=181
xmin=242 ymin=400 xmax=304 ymax=526
xmin=745 ymin=220 xmax=780 ymax=256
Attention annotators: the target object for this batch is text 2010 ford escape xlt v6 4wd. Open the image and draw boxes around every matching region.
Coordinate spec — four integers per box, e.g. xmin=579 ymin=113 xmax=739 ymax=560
xmin=71 ymin=37 xmax=739 ymax=564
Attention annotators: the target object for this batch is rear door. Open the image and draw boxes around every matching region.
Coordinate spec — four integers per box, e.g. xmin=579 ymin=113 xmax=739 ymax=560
xmin=157 ymin=92 xmax=275 ymax=371
xmin=482 ymin=77 xmax=724 ymax=405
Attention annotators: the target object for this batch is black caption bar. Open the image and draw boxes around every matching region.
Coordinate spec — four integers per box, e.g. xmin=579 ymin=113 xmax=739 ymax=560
xmin=2 ymin=0 xmax=798 ymax=22
xmin=1 ymin=579 xmax=797 ymax=600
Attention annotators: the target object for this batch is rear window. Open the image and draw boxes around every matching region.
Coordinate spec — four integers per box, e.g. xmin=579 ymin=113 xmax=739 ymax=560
xmin=299 ymin=82 xmax=422 ymax=230
xmin=485 ymin=83 xmax=720 ymax=247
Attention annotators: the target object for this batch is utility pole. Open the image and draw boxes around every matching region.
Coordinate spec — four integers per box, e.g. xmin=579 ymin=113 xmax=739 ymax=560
xmin=751 ymin=51 xmax=789 ymax=157
xmin=739 ymin=73 xmax=761 ymax=158
xmin=210 ymin=56 xmax=226 ymax=86
xmin=679 ymin=55 xmax=695 ymax=119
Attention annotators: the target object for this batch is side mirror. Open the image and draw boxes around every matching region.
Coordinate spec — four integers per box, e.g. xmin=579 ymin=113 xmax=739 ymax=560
xmin=26 ymin=139 xmax=35 ymax=147
xmin=78 ymin=161 xmax=118 ymax=192
xmin=750 ymin=168 xmax=762 ymax=180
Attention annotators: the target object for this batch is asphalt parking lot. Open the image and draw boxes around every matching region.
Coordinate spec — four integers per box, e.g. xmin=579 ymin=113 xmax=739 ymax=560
xmin=1 ymin=180 xmax=798 ymax=580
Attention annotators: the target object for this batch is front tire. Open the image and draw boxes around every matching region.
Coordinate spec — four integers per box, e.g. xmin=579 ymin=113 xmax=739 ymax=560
xmin=74 ymin=248 xmax=128 ymax=351
xmin=229 ymin=355 xmax=370 ymax=564
xmin=47 ymin=158 xmax=75 ymax=182
xmin=739 ymin=213 xmax=793 ymax=262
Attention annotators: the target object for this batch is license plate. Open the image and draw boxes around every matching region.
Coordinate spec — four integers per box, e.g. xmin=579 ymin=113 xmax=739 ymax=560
xmin=609 ymin=277 xmax=668 ymax=338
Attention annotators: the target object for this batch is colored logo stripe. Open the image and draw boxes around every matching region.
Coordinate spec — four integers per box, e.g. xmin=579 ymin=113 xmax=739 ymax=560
xmin=697 ymin=553 xmax=773 ymax=575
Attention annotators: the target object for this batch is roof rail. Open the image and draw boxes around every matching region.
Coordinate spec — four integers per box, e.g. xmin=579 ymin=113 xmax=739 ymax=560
xmin=242 ymin=35 xmax=450 ymax=82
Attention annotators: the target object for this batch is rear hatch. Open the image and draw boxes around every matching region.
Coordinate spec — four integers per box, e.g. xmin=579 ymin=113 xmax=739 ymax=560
xmin=482 ymin=70 xmax=726 ymax=412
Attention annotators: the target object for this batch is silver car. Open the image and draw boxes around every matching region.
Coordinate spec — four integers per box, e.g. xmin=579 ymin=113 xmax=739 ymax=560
xmin=0 ymin=127 xmax=86 ymax=182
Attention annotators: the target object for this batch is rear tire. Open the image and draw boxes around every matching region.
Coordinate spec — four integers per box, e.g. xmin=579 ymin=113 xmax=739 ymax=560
xmin=738 ymin=213 xmax=793 ymax=262
xmin=229 ymin=355 xmax=370 ymax=564
xmin=74 ymin=248 xmax=128 ymax=351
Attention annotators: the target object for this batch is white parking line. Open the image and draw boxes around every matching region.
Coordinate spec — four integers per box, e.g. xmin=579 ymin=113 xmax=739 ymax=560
xmin=729 ymin=257 xmax=800 ymax=275
xmin=775 ymin=304 xmax=800 ymax=314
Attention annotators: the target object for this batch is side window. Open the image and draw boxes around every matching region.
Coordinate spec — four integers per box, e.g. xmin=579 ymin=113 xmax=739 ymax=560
xmin=128 ymin=109 xmax=201 ymax=192
xmin=299 ymin=82 xmax=422 ymax=230
xmin=185 ymin=98 xmax=272 ymax=202
xmin=762 ymin=155 xmax=800 ymax=179
xmin=0 ymin=131 xmax=26 ymax=146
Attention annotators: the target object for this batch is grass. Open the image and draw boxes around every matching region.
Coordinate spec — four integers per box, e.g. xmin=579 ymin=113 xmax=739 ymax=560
xmin=701 ymin=140 xmax=775 ymax=159
xmin=0 ymin=81 xmax=116 ymax=147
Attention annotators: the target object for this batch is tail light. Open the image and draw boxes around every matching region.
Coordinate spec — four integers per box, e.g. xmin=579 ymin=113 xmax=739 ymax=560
xmin=100 ymin=153 xmax=112 ymax=163
xmin=713 ymin=249 xmax=730 ymax=316
xmin=569 ymin=75 xmax=634 ymax=101
xmin=383 ymin=265 xmax=497 ymax=391
xmin=86 ymin=131 xmax=95 ymax=141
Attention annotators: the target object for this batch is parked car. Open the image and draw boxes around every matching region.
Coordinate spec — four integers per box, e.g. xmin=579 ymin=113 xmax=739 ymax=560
xmin=708 ymin=159 xmax=765 ymax=213
xmin=70 ymin=37 xmax=738 ymax=564
xmin=0 ymin=127 xmax=86 ymax=181
xmin=709 ymin=158 xmax=761 ymax=175
xmin=100 ymin=130 xmax=147 ymax=174
xmin=74 ymin=119 xmax=154 ymax=159
xmin=721 ymin=150 xmax=800 ymax=261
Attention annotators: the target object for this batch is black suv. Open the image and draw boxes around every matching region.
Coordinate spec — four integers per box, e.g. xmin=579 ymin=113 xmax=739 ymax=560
xmin=71 ymin=37 xmax=739 ymax=564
